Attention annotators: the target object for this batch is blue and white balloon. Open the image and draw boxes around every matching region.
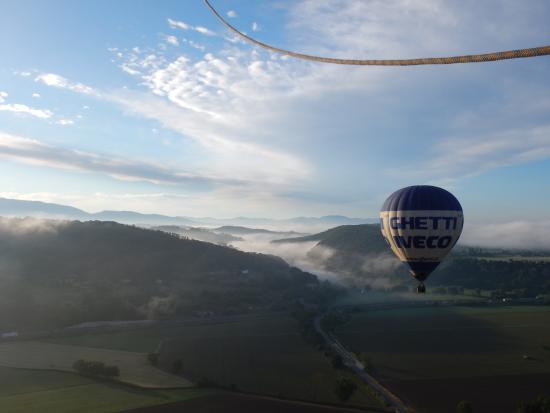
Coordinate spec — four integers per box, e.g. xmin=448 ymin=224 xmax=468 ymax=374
xmin=380 ymin=185 xmax=463 ymax=287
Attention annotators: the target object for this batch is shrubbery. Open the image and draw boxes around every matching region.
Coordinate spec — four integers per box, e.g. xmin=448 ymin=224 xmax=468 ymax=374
xmin=73 ymin=359 xmax=119 ymax=379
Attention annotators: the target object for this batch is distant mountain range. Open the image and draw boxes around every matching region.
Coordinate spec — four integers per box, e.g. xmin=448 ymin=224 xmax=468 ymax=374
xmin=0 ymin=197 xmax=376 ymax=229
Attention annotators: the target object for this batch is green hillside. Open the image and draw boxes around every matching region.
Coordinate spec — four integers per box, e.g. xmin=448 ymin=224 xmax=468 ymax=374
xmin=274 ymin=224 xmax=550 ymax=295
xmin=0 ymin=218 xmax=322 ymax=331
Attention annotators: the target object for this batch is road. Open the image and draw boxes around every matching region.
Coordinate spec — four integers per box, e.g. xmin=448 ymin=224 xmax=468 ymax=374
xmin=314 ymin=315 xmax=409 ymax=413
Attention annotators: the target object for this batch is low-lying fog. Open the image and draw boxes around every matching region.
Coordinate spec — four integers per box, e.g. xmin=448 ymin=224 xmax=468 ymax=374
xmin=229 ymin=234 xmax=342 ymax=282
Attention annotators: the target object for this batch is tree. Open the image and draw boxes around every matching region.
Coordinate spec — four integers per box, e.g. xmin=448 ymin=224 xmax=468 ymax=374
xmin=147 ymin=352 xmax=158 ymax=366
xmin=517 ymin=395 xmax=550 ymax=413
xmin=334 ymin=377 xmax=357 ymax=402
xmin=331 ymin=354 xmax=344 ymax=369
xmin=171 ymin=359 xmax=183 ymax=374
xmin=73 ymin=359 xmax=119 ymax=379
xmin=456 ymin=400 xmax=473 ymax=413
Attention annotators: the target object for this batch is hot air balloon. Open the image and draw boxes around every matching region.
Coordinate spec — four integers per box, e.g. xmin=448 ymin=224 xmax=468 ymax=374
xmin=380 ymin=185 xmax=463 ymax=293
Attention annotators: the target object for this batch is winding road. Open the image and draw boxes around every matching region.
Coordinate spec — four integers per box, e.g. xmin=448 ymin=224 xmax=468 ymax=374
xmin=314 ymin=315 xmax=409 ymax=413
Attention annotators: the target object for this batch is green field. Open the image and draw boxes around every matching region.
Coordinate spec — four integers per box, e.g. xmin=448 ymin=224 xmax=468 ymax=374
xmin=331 ymin=291 xmax=487 ymax=308
xmin=0 ymin=366 xmax=211 ymax=413
xmin=47 ymin=315 xmax=386 ymax=409
xmin=335 ymin=305 xmax=550 ymax=413
xmin=0 ymin=341 xmax=192 ymax=388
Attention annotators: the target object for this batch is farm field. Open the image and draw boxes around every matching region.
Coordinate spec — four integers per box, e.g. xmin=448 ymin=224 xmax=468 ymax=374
xmin=0 ymin=366 xmax=211 ymax=413
xmin=0 ymin=341 xmax=192 ymax=388
xmin=120 ymin=393 xmax=385 ymax=413
xmin=335 ymin=305 xmax=550 ymax=413
xmin=47 ymin=314 xmax=386 ymax=409
xmin=330 ymin=291 xmax=487 ymax=308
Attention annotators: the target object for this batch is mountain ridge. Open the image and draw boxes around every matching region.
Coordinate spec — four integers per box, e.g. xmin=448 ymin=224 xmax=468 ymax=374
xmin=0 ymin=197 xmax=376 ymax=228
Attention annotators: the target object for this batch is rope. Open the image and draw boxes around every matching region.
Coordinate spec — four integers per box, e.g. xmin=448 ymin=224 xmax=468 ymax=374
xmin=204 ymin=0 xmax=550 ymax=66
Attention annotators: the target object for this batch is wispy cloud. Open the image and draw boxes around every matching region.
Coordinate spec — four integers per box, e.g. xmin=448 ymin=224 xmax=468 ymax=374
xmin=462 ymin=220 xmax=550 ymax=249
xmin=55 ymin=119 xmax=74 ymax=126
xmin=194 ymin=26 xmax=215 ymax=36
xmin=0 ymin=132 xmax=245 ymax=186
xmin=167 ymin=18 xmax=190 ymax=31
xmin=425 ymin=125 xmax=550 ymax=180
xmin=167 ymin=18 xmax=215 ymax=36
xmin=227 ymin=10 xmax=237 ymax=18
xmin=0 ymin=91 xmax=7 ymax=103
xmin=0 ymin=103 xmax=53 ymax=119
xmin=164 ymin=35 xmax=179 ymax=46
xmin=35 ymin=73 xmax=99 ymax=96
xmin=251 ymin=22 xmax=260 ymax=32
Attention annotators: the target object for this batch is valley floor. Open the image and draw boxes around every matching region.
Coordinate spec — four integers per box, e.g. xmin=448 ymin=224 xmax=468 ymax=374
xmin=335 ymin=305 xmax=550 ymax=413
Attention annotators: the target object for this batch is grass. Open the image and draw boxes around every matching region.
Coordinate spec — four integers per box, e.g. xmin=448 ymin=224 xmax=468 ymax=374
xmin=0 ymin=366 xmax=211 ymax=413
xmin=46 ymin=314 xmax=386 ymax=409
xmin=331 ymin=291 xmax=486 ymax=308
xmin=335 ymin=305 xmax=550 ymax=413
xmin=0 ymin=341 xmax=192 ymax=388
xmin=0 ymin=366 xmax=92 ymax=397
xmin=336 ymin=305 xmax=550 ymax=380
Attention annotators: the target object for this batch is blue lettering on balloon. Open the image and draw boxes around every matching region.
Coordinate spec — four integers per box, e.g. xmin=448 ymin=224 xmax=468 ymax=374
xmin=393 ymin=235 xmax=454 ymax=249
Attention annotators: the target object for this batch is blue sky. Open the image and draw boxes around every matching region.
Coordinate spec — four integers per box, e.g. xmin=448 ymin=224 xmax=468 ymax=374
xmin=0 ymin=0 xmax=549 ymax=229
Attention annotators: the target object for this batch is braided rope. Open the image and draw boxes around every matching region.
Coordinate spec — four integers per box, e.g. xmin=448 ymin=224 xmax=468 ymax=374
xmin=204 ymin=0 xmax=550 ymax=66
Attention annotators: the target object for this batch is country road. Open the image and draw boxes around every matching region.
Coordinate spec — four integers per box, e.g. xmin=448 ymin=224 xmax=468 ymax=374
xmin=314 ymin=315 xmax=410 ymax=413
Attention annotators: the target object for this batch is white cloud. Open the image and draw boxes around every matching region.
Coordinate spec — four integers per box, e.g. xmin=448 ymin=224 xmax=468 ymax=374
xmin=167 ymin=18 xmax=190 ymax=31
xmin=35 ymin=73 xmax=99 ymax=96
xmin=0 ymin=132 xmax=246 ymax=187
xmin=194 ymin=26 xmax=215 ymax=36
xmin=462 ymin=220 xmax=550 ymax=249
xmin=14 ymin=71 xmax=32 ymax=77
xmin=188 ymin=40 xmax=205 ymax=51
xmin=167 ymin=18 xmax=215 ymax=36
xmin=55 ymin=119 xmax=74 ymax=126
xmin=252 ymin=22 xmax=260 ymax=32
xmin=227 ymin=10 xmax=237 ymax=18
xmin=164 ymin=35 xmax=179 ymax=46
xmin=0 ymin=103 xmax=53 ymax=119
xmin=32 ymin=93 xmax=41 ymax=98
xmin=24 ymin=1 xmax=549 ymax=217
xmin=0 ymin=91 xmax=7 ymax=103
xmin=424 ymin=125 xmax=550 ymax=181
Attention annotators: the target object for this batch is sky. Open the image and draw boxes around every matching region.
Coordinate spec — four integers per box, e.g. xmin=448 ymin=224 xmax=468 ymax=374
xmin=0 ymin=0 xmax=549 ymax=224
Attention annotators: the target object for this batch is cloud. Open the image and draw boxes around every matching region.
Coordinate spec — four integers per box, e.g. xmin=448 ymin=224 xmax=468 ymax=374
xmin=0 ymin=217 xmax=64 ymax=236
xmin=251 ymin=22 xmax=260 ymax=32
xmin=462 ymin=220 xmax=550 ymax=249
xmin=164 ymin=35 xmax=179 ymax=46
xmin=167 ymin=18 xmax=215 ymax=36
xmin=187 ymin=39 xmax=205 ymax=51
xmin=0 ymin=91 xmax=7 ymax=103
xmin=194 ymin=26 xmax=215 ymax=36
xmin=227 ymin=10 xmax=237 ymax=18
xmin=55 ymin=119 xmax=74 ymax=126
xmin=231 ymin=234 xmax=340 ymax=281
xmin=28 ymin=1 xmax=550 ymax=218
xmin=424 ymin=125 xmax=550 ymax=181
xmin=0 ymin=103 xmax=53 ymax=119
xmin=0 ymin=132 xmax=247 ymax=187
xmin=35 ymin=73 xmax=99 ymax=96
xmin=167 ymin=18 xmax=190 ymax=31
xmin=32 ymin=93 xmax=41 ymax=98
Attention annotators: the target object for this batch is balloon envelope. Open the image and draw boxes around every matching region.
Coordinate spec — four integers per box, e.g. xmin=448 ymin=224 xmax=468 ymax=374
xmin=380 ymin=185 xmax=463 ymax=282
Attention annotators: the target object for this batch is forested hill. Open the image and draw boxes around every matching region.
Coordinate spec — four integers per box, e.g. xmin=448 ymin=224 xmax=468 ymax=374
xmin=0 ymin=218 xmax=322 ymax=331
xmin=273 ymin=224 xmax=388 ymax=254
xmin=273 ymin=224 xmax=550 ymax=295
